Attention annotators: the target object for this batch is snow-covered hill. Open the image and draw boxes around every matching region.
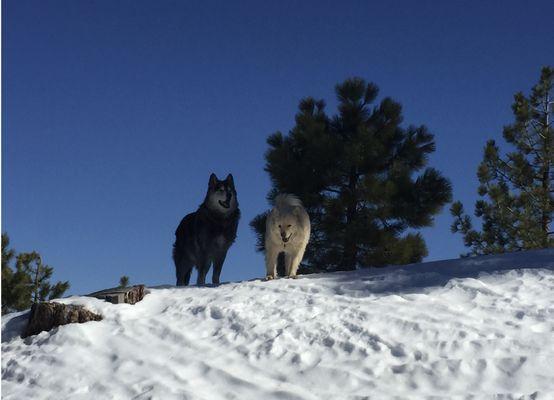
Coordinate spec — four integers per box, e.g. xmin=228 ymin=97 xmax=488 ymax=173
xmin=2 ymin=249 xmax=554 ymax=399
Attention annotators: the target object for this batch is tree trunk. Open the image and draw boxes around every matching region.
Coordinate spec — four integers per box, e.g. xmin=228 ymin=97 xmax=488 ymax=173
xmin=541 ymin=93 xmax=551 ymax=246
xmin=340 ymin=166 xmax=358 ymax=270
xmin=33 ymin=259 xmax=41 ymax=304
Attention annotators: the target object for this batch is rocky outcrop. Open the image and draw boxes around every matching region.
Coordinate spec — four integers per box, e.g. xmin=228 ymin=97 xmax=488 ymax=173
xmin=23 ymin=302 xmax=102 ymax=338
xmin=88 ymin=285 xmax=147 ymax=305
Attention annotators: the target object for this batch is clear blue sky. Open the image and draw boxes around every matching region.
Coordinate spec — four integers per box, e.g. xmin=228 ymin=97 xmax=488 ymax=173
xmin=3 ymin=0 xmax=553 ymax=295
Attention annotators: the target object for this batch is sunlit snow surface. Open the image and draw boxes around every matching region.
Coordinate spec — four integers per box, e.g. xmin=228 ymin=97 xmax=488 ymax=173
xmin=2 ymin=249 xmax=553 ymax=399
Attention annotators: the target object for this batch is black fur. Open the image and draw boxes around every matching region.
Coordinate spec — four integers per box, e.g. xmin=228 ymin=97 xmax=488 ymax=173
xmin=172 ymin=173 xmax=240 ymax=286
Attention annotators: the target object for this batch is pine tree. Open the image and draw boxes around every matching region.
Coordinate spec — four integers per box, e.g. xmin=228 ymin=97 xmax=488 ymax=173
xmin=2 ymin=234 xmax=32 ymax=314
xmin=3 ymin=234 xmax=21 ymax=314
xmin=16 ymin=252 xmax=70 ymax=303
xmin=119 ymin=275 xmax=130 ymax=288
xmin=1 ymin=233 xmax=70 ymax=314
xmin=250 ymin=78 xmax=452 ymax=272
xmin=451 ymin=66 xmax=553 ymax=255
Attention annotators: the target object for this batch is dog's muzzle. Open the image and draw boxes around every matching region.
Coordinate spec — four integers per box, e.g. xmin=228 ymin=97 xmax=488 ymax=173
xmin=218 ymin=194 xmax=232 ymax=209
xmin=218 ymin=200 xmax=230 ymax=209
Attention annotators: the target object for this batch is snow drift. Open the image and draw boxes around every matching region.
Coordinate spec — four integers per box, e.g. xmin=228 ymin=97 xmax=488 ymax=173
xmin=2 ymin=249 xmax=553 ymax=399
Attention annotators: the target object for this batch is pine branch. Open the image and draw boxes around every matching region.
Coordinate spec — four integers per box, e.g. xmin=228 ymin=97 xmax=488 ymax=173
xmin=480 ymin=180 xmax=543 ymax=249
xmin=492 ymin=158 xmax=540 ymax=203
xmin=520 ymin=123 xmax=543 ymax=161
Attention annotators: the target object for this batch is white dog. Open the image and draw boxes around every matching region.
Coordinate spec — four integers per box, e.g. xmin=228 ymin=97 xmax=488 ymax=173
xmin=265 ymin=194 xmax=310 ymax=279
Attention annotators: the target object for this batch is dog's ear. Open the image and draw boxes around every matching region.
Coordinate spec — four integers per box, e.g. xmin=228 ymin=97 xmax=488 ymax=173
xmin=226 ymin=174 xmax=234 ymax=187
xmin=209 ymin=173 xmax=218 ymax=188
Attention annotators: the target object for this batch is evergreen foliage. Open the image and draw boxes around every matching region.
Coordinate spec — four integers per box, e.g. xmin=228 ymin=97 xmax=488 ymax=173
xmin=1 ymin=233 xmax=70 ymax=314
xmin=250 ymin=78 xmax=452 ymax=272
xmin=2 ymin=233 xmax=29 ymax=314
xmin=451 ymin=67 xmax=553 ymax=255
xmin=119 ymin=275 xmax=130 ymax=288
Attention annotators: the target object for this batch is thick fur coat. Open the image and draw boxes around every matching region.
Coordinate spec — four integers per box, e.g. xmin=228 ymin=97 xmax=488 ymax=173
xmin=173 ymin=173 xmax=240 ymax=286
xmin=265 ymin=194 xmax=310 ymax=279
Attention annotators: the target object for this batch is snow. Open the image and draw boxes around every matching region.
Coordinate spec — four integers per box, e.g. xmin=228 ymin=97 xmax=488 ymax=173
xmin=2 ymin=249 xmax=554 ymax=399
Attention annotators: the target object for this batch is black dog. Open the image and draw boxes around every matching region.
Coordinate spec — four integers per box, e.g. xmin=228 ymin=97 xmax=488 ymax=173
xmin=172 ymin=173 xmax=240 ymax=286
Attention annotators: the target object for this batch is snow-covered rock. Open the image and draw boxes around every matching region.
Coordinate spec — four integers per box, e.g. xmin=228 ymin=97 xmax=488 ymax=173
xmin=2 ymin=249 xmax=553 ymax=399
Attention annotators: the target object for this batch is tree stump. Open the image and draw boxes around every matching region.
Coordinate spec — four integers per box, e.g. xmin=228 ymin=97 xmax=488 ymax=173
xmin=23 ymin=302 xmax=102 ymax=338
xmin=87 ymin=285 xmax=147 ymax=305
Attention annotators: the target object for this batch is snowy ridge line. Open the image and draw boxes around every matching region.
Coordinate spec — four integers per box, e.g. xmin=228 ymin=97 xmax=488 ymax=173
xmin=2 ymin=248 xmax=554 ymax=399
xmin=360 ymin=247 xmax=554 ymax=275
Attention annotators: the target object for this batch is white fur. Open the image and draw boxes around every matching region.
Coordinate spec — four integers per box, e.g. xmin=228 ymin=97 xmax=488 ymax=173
xmin=274 ymin=194 xmax=304 ymax=209
xmin=265 ymin=194 xmax=311 ymax=279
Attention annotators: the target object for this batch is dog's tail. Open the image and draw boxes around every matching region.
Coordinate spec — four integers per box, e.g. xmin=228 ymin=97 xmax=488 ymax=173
xmin=274 ymin=193 xmax=303 ymax=209
xmin=172 ymin=242 xmax=178 ymax=264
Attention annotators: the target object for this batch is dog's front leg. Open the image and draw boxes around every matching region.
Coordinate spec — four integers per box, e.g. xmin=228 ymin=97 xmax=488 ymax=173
xmin=197 ymin=259 xmax=210 ymax=285
xmin=288 ymin=247 xmax=306 ymax=278
xmin=283 ymin=252 xmax=292 ymax=277
xmin=212 ymin=252 xmax=227 ymax=285
xmin=265 ymin=248 xmax=278 ymax=280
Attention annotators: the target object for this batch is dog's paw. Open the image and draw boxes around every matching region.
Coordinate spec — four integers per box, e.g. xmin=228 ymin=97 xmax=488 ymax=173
xmin=288 ymin=275 xmax=298 ymax=279
xmin=264 ymin=275 xmax=275 ymax=281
